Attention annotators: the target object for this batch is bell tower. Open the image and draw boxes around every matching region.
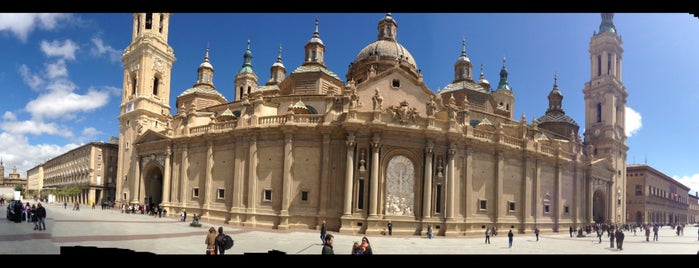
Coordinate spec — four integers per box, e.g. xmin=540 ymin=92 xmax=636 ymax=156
xmin=583 ymin=13 xmax=629 ymax=223
xmin=116 ymin=13 xmax=175 ymax=206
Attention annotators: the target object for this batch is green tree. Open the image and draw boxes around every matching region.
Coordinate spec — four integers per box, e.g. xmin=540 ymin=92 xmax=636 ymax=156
xmin=66 ymin=186 xmax=81 ymax=197
xmin=14 ymin=184 xmax=24 ymax=192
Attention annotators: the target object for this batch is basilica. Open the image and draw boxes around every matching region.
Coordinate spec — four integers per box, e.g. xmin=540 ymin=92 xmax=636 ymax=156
xmin=115 ymin=13 xmax=628 ymax=235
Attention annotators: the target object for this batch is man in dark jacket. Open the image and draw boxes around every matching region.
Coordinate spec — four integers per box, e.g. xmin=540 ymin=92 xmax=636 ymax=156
xmin=35 ymin=203 xmax=47 ymax=230
xmin=615 ymin=229 xmax=625 ymax=250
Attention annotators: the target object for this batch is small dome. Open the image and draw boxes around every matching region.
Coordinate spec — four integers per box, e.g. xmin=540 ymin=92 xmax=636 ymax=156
xmin=200 ymin=61 xmax=213 ymax=69
xmin=354 ymin=40 xmax=417 ymax=69
xmin=178 ymin=86 xmax=227 ymax=101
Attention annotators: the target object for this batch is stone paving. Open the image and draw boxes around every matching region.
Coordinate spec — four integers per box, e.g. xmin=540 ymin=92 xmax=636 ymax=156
xmin=1 ymin=202 xmax=698 ymax=255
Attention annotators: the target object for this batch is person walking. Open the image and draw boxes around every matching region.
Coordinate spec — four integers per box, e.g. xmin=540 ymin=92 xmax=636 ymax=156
xmin=35 ymin=203 xmax=46 ymax=231
xmin=322 ymin=234 xmax=334 ymax=255
xmin=205 ymin=226 xmax=217 ymax=255
xmin=427 ymin=224 xmax=434 ymax=239
xmin=645 ymin=225 xmax=651 ymax=242
xmin=507 ymin=229 xmax=514 ymax=248
xmin=215 ymin=226 xmax=226 ymax=255
xmin=387 ymin=220 xmax=393 ymax=236
xmin=485 ymin=227 xmax=491 ymax=244
xmin=320 ymin=220 xmax=327 ymax=244
xmin=615 ymin=229 xmax=625 ymax=250
xmin=609 ymin=229 xmax=615 ymax=248
xmin=652 ymin=225 xmax=659 ymax=241
xmin=534 ymin=226 xmax=540 ymax=241
xmin=569 ymin=226 xmax=574 ymax=237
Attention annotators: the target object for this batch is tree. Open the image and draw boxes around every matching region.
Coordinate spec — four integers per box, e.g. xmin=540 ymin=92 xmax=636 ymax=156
xmin=14 ymin=184 xmax=24 ymax=192
xmin=66 ymin=186 xmax=81 ymax=198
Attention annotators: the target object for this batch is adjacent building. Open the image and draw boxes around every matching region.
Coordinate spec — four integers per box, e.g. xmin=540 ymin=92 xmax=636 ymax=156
xmin=116 ymin=13 xmax=629 ymax=235
xmin=626 ymin=164 xmax=691 ymax=225
xmin=35 ymin=142 xmax=119 ymax=206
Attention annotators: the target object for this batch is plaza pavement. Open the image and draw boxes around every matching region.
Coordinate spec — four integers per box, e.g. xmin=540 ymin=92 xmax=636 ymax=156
xmin=1 ymin=202 xmax=698 ymax=256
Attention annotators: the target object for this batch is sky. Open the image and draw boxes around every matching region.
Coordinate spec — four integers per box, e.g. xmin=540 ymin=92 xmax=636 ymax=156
xmin=0 ymin=13 xmax=698 ymax=195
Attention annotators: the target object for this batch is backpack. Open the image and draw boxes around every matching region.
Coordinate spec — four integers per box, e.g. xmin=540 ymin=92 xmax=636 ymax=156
xmin=222 ymin=235 xmax=234 ymax=250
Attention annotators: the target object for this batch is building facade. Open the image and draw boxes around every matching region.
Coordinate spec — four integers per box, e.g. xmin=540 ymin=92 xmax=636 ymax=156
xmin=38 ymin=142 xmax=119 ymax=206
xmin=688 ymin=193 xmax=698 ymax=224
xmin=0 ymin=160 xmax=27 ymax=189
xmin=116 ymin=13 xmax=629 ymax=235
xmin=626 ymin=164 xmax=691 ymax=225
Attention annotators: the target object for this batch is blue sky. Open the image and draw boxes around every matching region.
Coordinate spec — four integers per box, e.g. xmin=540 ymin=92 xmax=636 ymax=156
xmin=0 ymin=13 xmax=698 ymax=195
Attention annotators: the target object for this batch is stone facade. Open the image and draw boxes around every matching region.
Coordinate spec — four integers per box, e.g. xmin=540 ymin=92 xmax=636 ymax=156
xmin=116 ymin=13 xmax=629 ymax=235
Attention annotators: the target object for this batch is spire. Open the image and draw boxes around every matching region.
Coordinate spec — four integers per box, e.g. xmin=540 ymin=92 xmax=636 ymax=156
xmin=239 ymin=39 xmax=254 ymax=74
xmin=597 ymin=13 xmax=617 ymax=35
xmin=377 ymin=12 xmax=398 ymax=42
xmin=478 ymin=63 xmax=490 ymax=86
xmin=496 ymin=56 xmax=511 ymax=91
xmin=307 ymin=18 xmax=324 ymax=45
xmin=457 ymin=35 xmax=470 ymax=63
xmin=198 ymin=43 xmax=213 ymax=70
xmin=277 ymin=43 xmax=283 ymax=63
xmin=547 ymin=72 xmax=564 ymax=114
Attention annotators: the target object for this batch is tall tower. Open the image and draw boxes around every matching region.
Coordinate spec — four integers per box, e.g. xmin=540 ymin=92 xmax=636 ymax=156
xmin=583 ymin=13 xmax=629 ymax=223
xmin=116 ymin=13 xmax=175 ymax=205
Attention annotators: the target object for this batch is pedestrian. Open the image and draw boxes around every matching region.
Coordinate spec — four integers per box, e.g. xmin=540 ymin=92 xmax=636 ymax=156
xmin=387 ymin=220 xmax=393 ymax=236
xmin=427 ymin=224 xmax=433 ymax=239
xmin=205 ymin=226 xmax=217 ymax=255
xmin=653 ymin=225 xmax=659 ymax=241
xmin=322 ymin=233 xmax=334 ymax=255
xmin=569 ymin=226 xmax=574 ymax=237
xmin=507 ymin=229 xmax=514 ymax=248
xmin=615 ymin=229 xmax=625 ymax=250
xmin=320 ymin=220 xmax=327 ymax=244
xmin=597 ymin=229 xmax=603 ymax=243
xmin=215 ymin=226 xmax=226 ymax=255
xmin=645 ymin=224 xmax=650 ymax=241
xmin=181 ymin=209 xmax=187 ymax=222
xmin=64 ymin=201 xmax=67 ymax=209
xmin=35 ymin=203 xmax=46 ymax=231
xmin=485 ymin=227 xmax=491 ymax=244
xmin=609 ymin=229 xmax=615 ymax=248
xmin=351 ymin=241 xmax=362 ymax=255
xmin=534 ymin=226 xmax=540 ymax=241
xmin=360 ymin=236 xmax=373 ymax=255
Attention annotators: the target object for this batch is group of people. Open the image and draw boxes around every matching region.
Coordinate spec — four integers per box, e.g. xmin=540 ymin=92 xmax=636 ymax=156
xmin=205 ymin=226 xmax=231 ymax=255
xmin=7 ymin=200 xmax=47 ymax=231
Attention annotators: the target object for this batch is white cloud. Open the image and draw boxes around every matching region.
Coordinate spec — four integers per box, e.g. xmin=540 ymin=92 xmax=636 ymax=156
xmin=45 ymin=59 xmax=69 ymax=79
xmin=40 ymin=39 xmax=79 ymax=60
xmin=26 ymin=87 xmax=110 ymax=120
xmin=625 ymin=106 xmax=642 ymax=137
xmin=91 ymin=37 xmax=122 ymax=62
xmin=3 ymin=111 xmax=16 ymax=121
xmin=18 ymin=64 xmax=44 ymax=91
xmin=673 ymin=174 xmax=699 ymax=196
xmin=81 ymin=127 xmax=102 ymax=140
xmin=0 ymin=131 xmax=78 ymax=174
xmin=0 ymin=118 xmax=73 ymax=138
xmin=0 ymin=13 xmax=71 ymax=42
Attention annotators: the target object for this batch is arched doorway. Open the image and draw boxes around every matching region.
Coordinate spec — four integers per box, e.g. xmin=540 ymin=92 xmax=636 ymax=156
xmin=143 ymin=165 xmax=163 ymax=208
xmin=635 ymin=211 xmax=643 ymax=225
xmin=592 ymin=189 xmax=606 ymax=223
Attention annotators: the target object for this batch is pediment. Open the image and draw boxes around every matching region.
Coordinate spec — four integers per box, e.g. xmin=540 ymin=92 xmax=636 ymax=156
xmin=134 ymin=129 xmax=171 ymax=144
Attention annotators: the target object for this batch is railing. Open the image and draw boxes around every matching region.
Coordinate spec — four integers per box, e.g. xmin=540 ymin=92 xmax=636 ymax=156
xmin=473 ymin=128 xmax=493 ymax=140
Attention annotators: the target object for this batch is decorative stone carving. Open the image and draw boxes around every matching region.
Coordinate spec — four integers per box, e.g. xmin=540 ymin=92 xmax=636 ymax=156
xmin=426 ymin=95 xmax=437 ymax=117
xmin=387 ymin=100 xmax=418 ymax=124
xmin=385 ymin=155 xmax=415 ymax=216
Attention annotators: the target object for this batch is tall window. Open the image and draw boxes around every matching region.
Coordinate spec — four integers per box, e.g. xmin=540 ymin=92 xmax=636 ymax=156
xmin=607 ymin=53 xmax=612 ymax=75
xmin=153 ymin=77 xmax=159 ymax=96
xmin=132 ymin=77 xmax=137 ymax=95
xmin=435 ymin=184 xmax=442 ymax=213
xmin=596 ymin=103 xmax=602 ymax=123
xmin=597 ymin=55 xmax=602 ymax=77
xmin=145 ymin=13 xmax=153 ymax=29
xmin=158 ymin=13 xmax=164 ymax=33
xmin=357 ymin=178 xmax=365 ymax=209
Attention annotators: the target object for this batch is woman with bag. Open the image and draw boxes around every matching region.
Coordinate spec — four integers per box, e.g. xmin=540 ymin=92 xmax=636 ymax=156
xmin=205 ymin=226 xmax=217 ymax=255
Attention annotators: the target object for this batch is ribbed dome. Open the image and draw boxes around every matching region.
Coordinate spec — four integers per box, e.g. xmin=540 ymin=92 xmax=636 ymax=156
xmin=354 ymin=40 xmax=417 ymax=69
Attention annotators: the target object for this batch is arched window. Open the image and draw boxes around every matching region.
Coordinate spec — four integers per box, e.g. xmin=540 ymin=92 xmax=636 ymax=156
xmin=131 ymin=77 xmax=137 ymax=95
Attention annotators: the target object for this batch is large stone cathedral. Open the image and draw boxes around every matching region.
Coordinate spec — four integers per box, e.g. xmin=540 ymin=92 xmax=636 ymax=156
xmin=115 ymin=13 xmax=628 ymax=235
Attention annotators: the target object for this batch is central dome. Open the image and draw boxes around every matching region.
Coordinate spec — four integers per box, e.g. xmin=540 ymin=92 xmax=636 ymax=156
xmin=354 ymin=40 xmax=417 ymax=69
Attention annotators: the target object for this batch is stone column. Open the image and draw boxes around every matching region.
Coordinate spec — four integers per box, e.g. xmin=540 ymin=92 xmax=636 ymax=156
xmin=343 ymin=133 xmax=356 ymax=216
xmin=204 ymin=140 xmax=213 ymax=207
xmin=133 ymin=152 xmax=141 ymax=205
xmin=446 ymin=142 xmax=456 ymax=220
xmin=422 ymin=139 xmax=434 ymax=219
xmin=246 ymin=135 xmax=258 ymax=224
xmin=162 ymin=144 xmax=172 ymax=203
xmin=369 ymin=134 xmax=381 ymax=218
xmin=494 ymin=150 xmax=504 ymax=224
xmin=281 ymin=133 xmax=293 ymax=217
xmin=320 ymin=132 xmax=331 ymax=218
xmin=463 ymin=145 xmax=473 ymax=222
xmin=180 ymin=144 xmax=189 ymax=207
xmin=554 ymin=161 xmax=561 ymax=231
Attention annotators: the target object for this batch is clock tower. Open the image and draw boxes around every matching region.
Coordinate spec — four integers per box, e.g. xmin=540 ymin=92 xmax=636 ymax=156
xmin=116 ymin=13 xmax=175 ymax=206
xmin=583 ymin=13 xmax=629 ymax=223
